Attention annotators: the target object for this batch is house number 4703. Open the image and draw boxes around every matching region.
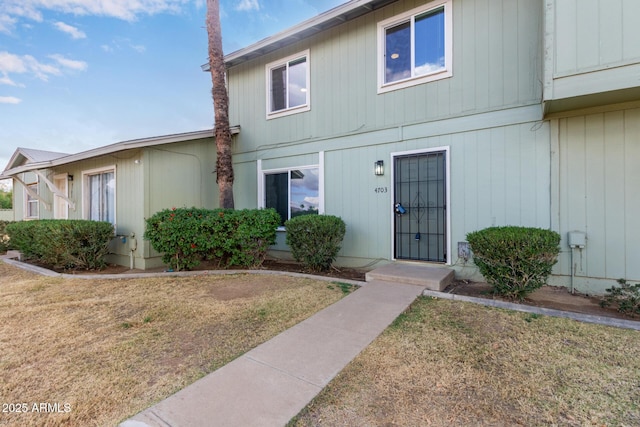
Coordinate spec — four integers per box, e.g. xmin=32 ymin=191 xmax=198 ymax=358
xmin=374 ymin=187 xmax=388 ymax=193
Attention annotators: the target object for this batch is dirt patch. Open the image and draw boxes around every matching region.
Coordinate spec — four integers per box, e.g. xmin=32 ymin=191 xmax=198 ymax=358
xmin=55 ymin=257 xmax=368 ymax=282
xmin=0 ymin=262 xmax=352 ymax=427
xmin=445 ymin=280 xmax=635 ymax=321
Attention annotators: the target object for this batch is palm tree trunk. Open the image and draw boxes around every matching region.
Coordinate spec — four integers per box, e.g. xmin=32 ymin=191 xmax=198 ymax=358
xmin=206 ymin=0 xmax=234 ymax=208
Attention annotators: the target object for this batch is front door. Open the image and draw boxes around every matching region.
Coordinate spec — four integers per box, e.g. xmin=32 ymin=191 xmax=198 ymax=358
xmin=394 ymin=151 xmax=447 ymax=262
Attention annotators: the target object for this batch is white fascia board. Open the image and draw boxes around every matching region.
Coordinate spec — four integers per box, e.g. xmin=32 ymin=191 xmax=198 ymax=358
xmin=1 ymin=129 xmax=217 ymax=177
xmin=223 ymin=0 xmax=396 ymax=67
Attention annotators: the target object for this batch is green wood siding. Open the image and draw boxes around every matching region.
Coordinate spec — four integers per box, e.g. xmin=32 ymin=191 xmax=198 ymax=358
xmin=228 ymin=0 xmax=543 ymax=156
xmin=554 ymin=0 xmax=640 ymax=75
xmin=553 ymin=107 xmax=640 ymax=292
xmin=544 ymin=0 xmax=640 ymax=109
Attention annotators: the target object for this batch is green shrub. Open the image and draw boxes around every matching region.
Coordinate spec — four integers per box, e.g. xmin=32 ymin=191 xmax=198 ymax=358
xmin=6 ymin=220 xmax=113 ymax=270
xmin=285 ymin=215 xmax=346 ymax=272
xmin=144 ymin=207 xmax=279 ymax=271
xmin=466 ymin=226 xmax=561 ymax=300
xmin=600 ymin=279 xmax=640 ymax=317
xmin=144 ymin=207 xmax=209 ymax=271
xmin=0 ymin=220 xmax=14 ymax=253
xmin=223 ymin=209 xmax=280 ymax=267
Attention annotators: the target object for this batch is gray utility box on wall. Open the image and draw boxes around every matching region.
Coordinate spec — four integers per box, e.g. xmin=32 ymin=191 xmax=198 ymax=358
xmin=567 ymin=231 xmax=586 ymax=249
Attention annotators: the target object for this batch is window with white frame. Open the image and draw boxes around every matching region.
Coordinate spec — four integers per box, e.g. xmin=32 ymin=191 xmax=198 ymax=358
xmin=25 ymin=183 xmax=39 ymax=219
xmin=262 ymin=166 xmax=320 ymax=227
xmin=266 ymin=50 xmax=310 ymax=118
xmin=84 ymin=167 xmax=115 ymax=225
xmin=378 ymin=0 xmax=452 ymax=93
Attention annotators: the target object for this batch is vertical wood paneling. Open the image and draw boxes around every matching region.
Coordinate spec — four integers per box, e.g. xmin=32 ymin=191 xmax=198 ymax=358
xmin=229 ymin=0 xmax=543 ymax=156
xmin=584 ymin=114 xmax=605 ymax=277
xmin=554 ymin=0 xmax=640 ymax=75
xmin=554 ymin=0 xmax=577 ymax=73
xmin=603 ymin=111 xmax=626 ymax=277
xmin=576 ymin=0 xmax=598 ymax=70
xmin=474 ymin=0 xmax=489 ymax=110
xmin=459 ymin=0 xmax=475 ymax=113
xmin=487 ymin=0 xmax=504 ymax=108
xmin=622 ymin=0 xmax=640 ymax=59
xmin=624 ymin=109 xmax=640 ymax=279
xmin=599 ymin=0 xmax=623 ymax=66
xmin=558 ymin=107 xmax=640 ymax=283
xmin=502 ymin=0 xmax=519 ymax=106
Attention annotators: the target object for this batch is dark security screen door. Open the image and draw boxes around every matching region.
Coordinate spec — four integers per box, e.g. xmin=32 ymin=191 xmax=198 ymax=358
xmin=394 ymin=151 xmax=446 ymax=262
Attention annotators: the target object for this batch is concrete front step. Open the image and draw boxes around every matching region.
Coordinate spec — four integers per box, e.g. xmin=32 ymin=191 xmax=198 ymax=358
xmin=365 ymin=262 xmax=454 ymax=291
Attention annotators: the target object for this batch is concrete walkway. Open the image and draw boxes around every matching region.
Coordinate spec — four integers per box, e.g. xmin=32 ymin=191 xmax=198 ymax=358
xmin=121 ymin=279 xmax=427 ymax=427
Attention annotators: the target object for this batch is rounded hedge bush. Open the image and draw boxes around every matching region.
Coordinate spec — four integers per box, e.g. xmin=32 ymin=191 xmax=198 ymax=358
xmin=285 ymin=214 xmax=346 ymax=272
xmin=466 ymin=226 xmax=561 ymax=300
xmin=144 ymin=207 xmax=280 ymax=271
xmin=6 ymin=219 xmax=113 ymax=270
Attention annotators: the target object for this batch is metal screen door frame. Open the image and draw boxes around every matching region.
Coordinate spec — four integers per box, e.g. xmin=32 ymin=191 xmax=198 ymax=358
xmin=391 ymin=147 xmax=450 ymax=264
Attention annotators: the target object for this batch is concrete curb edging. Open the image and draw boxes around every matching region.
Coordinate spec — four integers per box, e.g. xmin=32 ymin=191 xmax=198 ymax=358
xmin=422 ymin=289 xmax=640 ymax=331
xmin=0 ymin=256 xmax=364 ymax=286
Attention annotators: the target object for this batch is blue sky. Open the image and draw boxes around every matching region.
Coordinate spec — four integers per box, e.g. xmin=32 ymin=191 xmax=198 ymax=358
xmin=0 ymin=0 xmax=346 ymax=174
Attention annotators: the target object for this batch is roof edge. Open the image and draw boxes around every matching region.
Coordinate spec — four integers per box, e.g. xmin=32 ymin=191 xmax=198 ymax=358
xmin=1 ymin=128 xmax=219 ymax=177
xmin=212 ymin=0 xmax=397 ymax=69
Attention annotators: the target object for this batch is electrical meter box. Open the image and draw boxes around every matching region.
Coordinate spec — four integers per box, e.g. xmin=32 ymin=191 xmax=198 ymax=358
xmin=567 ymin=231 xmax=586 ymax=249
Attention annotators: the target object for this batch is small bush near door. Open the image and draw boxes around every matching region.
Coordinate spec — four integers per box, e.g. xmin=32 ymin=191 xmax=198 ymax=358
xmin=285 ymin=215 xmax=346 ymax=272
xmin=466 ymin=226 xmax=561 ymax=300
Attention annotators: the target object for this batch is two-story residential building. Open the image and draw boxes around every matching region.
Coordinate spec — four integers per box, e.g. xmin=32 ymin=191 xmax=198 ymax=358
xmin=223 ymin=0 xmax=639 ymax=294
xmin=3 ymin=0 xmax=639 ymax=294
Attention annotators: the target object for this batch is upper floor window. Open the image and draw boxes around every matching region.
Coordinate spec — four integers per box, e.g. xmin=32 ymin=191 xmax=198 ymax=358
xmin=25 ymin=182 xmax=39 ymax=219
xmin=266 ymin=50 xmax=310 ymax=119
xmin=83 ymin=166 xmax=115 ymax=225
xmin=378 ymin=0 xmax=452 ymax=93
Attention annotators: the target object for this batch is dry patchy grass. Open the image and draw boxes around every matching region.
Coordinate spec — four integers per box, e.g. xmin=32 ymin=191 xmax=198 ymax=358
xmin=292 ymin=296 xmax=640 ymax=426
xmin=0 ymin=262 xmax=350 ymax=426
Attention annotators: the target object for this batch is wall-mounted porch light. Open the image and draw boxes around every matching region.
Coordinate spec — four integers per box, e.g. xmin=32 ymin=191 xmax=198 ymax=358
xmin=67 ymin=175 xmax=74 ymax=181
xmin=374 ymin=160 xmax=384 ymax=176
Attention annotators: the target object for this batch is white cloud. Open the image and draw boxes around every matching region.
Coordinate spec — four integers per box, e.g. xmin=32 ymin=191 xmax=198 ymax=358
xmin=0 ymin=73 xmax=25 ymax=87
xmin=0 ymin=51 xmax=87 ymax=82
xmin=0 ymin=96 xmax=21 ymax=104
xmin=0 ymin=52 xmax=28 ymax=74
xmin=130 ymin=44 xmax=146 ymax=53
xmin=0 ymin=14 xmax=17 ymax=34
xmin=101 ymin=38 xmax=146 ymax=54
xmin=53 ymin=21 xmax=86 ymax=39
xmin=6 ymin=4 xmax=42 ymax=21
xmin=1 ymin=0 xmax=190 ymax=23
xmin=23 ymin=55 xmax=61 ymax=81
xmin=48 ymin=54 xmax=88 ymax=71
xmin=236 ymin=0 xmax=260 ymax=12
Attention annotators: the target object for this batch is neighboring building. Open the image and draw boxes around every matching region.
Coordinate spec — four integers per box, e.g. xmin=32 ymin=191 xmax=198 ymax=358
xmin=3 ymin=0 xmax=639 ymax=294
xmin=1 ymin=131 xmax=218 ymax=269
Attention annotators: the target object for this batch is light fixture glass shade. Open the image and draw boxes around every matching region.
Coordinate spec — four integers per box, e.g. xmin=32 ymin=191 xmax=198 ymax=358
xmin=375 ymin=160 xmax=384 ymax=176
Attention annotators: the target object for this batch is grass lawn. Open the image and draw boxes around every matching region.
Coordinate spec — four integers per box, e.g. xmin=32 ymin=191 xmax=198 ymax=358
xmin=291 ymin=296 xmax=640 ymax=426
xmin=0 ymin=262 xmax=351 ymax=427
